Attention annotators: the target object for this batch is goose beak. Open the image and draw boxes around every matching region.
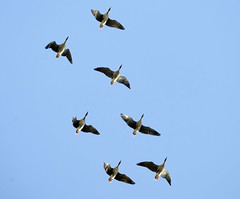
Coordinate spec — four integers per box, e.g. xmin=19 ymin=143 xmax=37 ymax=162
xmin=117 ymin=160 xmax=122 ymax=167
xmin=65 ymin=36 xmax=69 ymax=43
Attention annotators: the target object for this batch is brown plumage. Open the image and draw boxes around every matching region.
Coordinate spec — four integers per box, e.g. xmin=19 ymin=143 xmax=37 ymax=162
xmin=91 ymin=8 xmax=125 ymax=30
xmin=45 ymin=36 xmax=72 ymax=64
xmin=104 ymin=161 xmax=135 ymax=184
xmin=137 ymin=158 xmax=171 ymax=186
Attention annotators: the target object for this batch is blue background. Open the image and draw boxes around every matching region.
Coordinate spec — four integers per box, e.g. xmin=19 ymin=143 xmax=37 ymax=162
xmin=1 ymin=0 xmax=239 ymax=198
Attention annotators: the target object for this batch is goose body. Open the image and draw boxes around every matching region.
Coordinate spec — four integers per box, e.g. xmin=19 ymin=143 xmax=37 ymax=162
xmin=91 ymin=8 xmax=125 ymax=30
xmin=72 ymin=112 xmax=100 ymax=135
xmin=45 ymin=36 xmax=72 ymax=64
xmin=120 ymin=113 xmax=160 ymax=136
xmin=137 ymin=158 xmax=171 ymax=185
xmin=94 ymin=65 xmax=130 ymax=89
xmin=104 ymin=161 xmax=135 ymax=184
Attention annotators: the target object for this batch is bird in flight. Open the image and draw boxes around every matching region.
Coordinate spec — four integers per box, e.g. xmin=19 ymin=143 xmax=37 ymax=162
xmin=45 ymin=36 xmax=72 ymax=64
xmin=104 ymin=161 xmax=135 ymax=184
xmin=120 ymin=113 xmax=160 ymax=136
xmin=91 ymin=7 xmax=125 ymax=30
xmin=94 ymin=65 xmax=130 ymax=89
xmin=72 ymin=112 xmax=100 ymax=135
xmin=137 ymin=158 xmax=171 ymax=186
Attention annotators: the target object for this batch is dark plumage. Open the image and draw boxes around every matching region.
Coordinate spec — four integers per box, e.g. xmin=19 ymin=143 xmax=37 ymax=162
xmin=137 ymin=158 xmax=171 ymax=186
xmin=104 ymin=161 xmax=135 ymax=184
xmin=94 ymin=65 xmax=130 ymax=89
xmin=120 ymin=113 xmax=160 ymax=136
xmin=45 ymin=37 xmax=72 ymax=64
xmin=91 ymin=8 xmax=125 ymax=30
xmin=72 ymin=113 xmax=99 ymax=135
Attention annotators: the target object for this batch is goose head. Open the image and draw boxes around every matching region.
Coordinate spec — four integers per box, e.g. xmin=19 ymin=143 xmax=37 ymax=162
xmin=107 ymin=7 xmax=111 ymax=14
xmin=83 ymin=112 xmax=88 ymax=119
xmin=64 ymin=36 xmax=69 ymax=44
xmin=117 ymin=160 xmax=121 ymax=168
xmin=118 ymin=64 xmax=122 ymax=71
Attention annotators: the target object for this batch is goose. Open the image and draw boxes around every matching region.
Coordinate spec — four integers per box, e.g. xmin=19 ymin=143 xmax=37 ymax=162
xmin=94 ymin=65 xmax=130 ymax=89
xmin=45 ymin=36 xmax=72 ymax=64
xmin=120 ymin=113 xmax=160 ymax=136
xmin=91 ymin=7 xmax=125 ymax=30
xmin=137 ymin=158 xmax=171 ymax=186
xmin=72 ymin=112 xmax=99 ymax=135
xmin=104 ymin=161 xmax=135 ymax=184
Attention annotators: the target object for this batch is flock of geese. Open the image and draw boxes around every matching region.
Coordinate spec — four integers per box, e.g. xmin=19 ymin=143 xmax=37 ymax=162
xmin=45 ymin=8 xmax=171 ymax=186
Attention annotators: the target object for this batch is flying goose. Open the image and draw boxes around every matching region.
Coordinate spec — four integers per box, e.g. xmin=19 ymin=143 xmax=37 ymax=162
xmin=45 ymin=36 xmax=72 ymax=64
xmin=91 ymin=7 xmax=125 ymax=30
xmin=94 ymin=65 xmax=130 ymax=89
xmin=104 ymin=161 xmax=135 ymax=184
xmin=72 ymin=112 xmax=100 ymax=135
xmin=137 ymin=158 xmax=171 ymax=186
xmin=120 ymin=113 xmax=160 ymax=136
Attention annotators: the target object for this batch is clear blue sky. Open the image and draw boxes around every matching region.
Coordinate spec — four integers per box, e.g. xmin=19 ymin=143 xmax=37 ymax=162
xmin=1 ymin=0 xmax=240 ymax=198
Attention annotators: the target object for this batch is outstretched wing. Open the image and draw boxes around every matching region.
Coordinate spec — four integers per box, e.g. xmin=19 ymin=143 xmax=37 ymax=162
xmin=160 ymin=170 xmax=171 ymax=186
xmin=104 ymin=163 xmax=113 ymax=176
xmin=45 ymin=41 xmax=59 ymax=52
xmin=117 ymin=76 xmax=130 ymax=89
xmin=137 ymin=161 xmax=159 ymax=172
xmin=115 ymin=172 xmax=135 ymax=184
xmin=94 ymin=67 xmax=114 ymax=78
xmin=72 ymin=119 xmax=80 ymax=128
xmin=140 ymin=125 xmax=160 ymax=136
xmin=61 ymin=49 xmax=73 ymax=64
xmin=106 ymin=18 xmax=125 ymax=30
xmin=91 ymin=9 xmax=103 ymax=22
xmin=82 ymin=124 xmax=100 ymax=135
xmin=120 ymin=114 xmax=136 ymax=129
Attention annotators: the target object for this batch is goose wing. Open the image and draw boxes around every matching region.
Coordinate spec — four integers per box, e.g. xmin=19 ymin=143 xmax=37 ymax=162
xmin=82 ymin=124 xmax=100 ymax=135
xmin=104 ymin=163 xmax=113 ymax=176
xmin=91 ymin=9 xmax=103 ymax=22
xmin=120 ymin=114 xmax=136 ymax=129
xmin=160 ymin=170 xmax=171 ymax=186
xmin=72 ymin=120 xmax=80 ymax=128
xmin=94 ymin=67 xmax=114 ymax=78
xmin=115 ymin=172 xmax=135 ymax=184
xmin=137 ymin=161 xmax=159 ymax=172
xmin=106 ymin=18 xmax=125 ymax=30
xmin=61 ymin=49 xmax=73 ymax=64
xmin=117 ymin=76 xmax=130 ymax=89
xmin=140 ymin=125 xmax=160 ymax=136
xmin=45 ymin=41 xmax=59 ymax=52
